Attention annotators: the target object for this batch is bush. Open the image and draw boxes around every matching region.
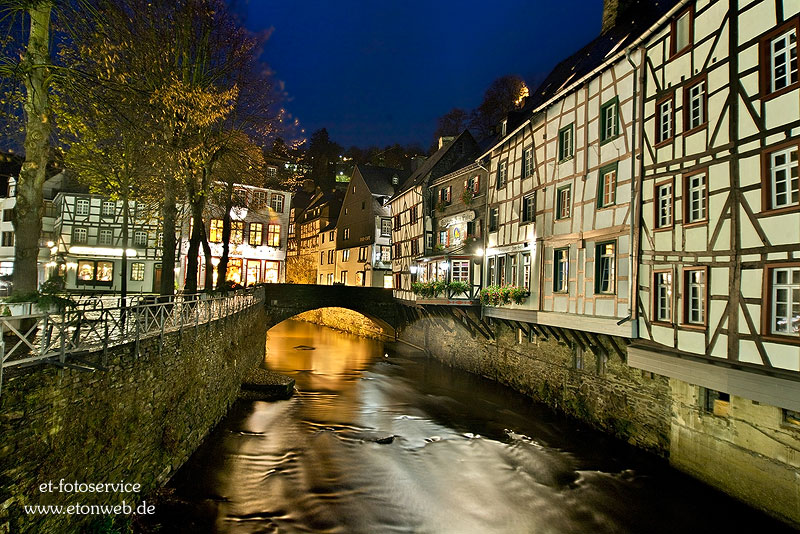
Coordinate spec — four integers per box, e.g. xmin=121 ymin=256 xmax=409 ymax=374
xmin=448 ymin=280 xmax=470 ymax=295
xmin=461 ymin=188 xmax=474 ymax=205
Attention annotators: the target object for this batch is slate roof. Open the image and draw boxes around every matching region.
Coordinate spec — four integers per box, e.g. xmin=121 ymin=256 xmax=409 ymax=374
xmin=355 ymin=165 xmax=409 ymax=197
xmin=523 ymin=0 xmax=681 ymax=113
xmin=393 ymin=130 xmax=478 ymax=197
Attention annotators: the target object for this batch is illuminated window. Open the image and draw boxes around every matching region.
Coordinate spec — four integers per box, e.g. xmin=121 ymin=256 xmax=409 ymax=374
xmin=381 ymin=218 xmax=392 ymax=236
xmin=77 ymin=260 xmax=113 ymax=286
xmin=451 ymin=260 xmax=469 ymax=282
xmin=340 ymin=270 xmax=348 ymax=284
xmin=210 ymin=219 xmax=223 ymax=243
xmin=231 ymin=221 xmax=244 ymax=244
xmin=267 ymin=224 xmax=280 ymax=247
xmin=248 ymin=223 xmax=263 ymax=246
xmin=358 ymin=246 xmax=368 ymax=262
xmin=343 ymin=227 xmax=350 ymax=240
xmin=342 ymin=249 xmax=350 ymax=262
xmin=130 ymin=262 xmax=145 ymax=281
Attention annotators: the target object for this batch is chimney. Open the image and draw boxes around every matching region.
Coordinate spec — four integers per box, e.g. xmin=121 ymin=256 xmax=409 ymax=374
xmin=438 ymin=136 xmax=455 ymax=150
xmin=601 ymin=0 xmax=637 ymax=33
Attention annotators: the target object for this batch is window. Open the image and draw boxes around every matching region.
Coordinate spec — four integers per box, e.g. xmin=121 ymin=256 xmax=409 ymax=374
xmin=270 ymin=194 xmax=284 ymax=213
xmin=344 ymin=208 xmax=349 ymax=215
xmin=522 ymin=194 xmax=535 ymax=223
xmin=598 ymin=164 xmax=616 ymax=208
xmin=75 ymin=198 xmax=90 ymax=217
xmin=768 ymin=265 xmax=800 ymax=336
xmin=558 ymin=124 xmax=573 ymax=161
xmin=439 ymin=186 xmax=452 ymax=205
xmin=595 ymin=242 xmax=615 ymax=294
xmin=101 ymin=201 xmax=115 ymax=216
xmin=452 ymin=260 xmax=469 ymax=283
xmin=231 ymin=221 xmax=244 ymax=244
xmin=522 ymin=253 xmax=531 ymax=290
xmin=73 ymin=227 xmax=88 ymax=244
xmin=509 ymin=254 xmax=518 ymax=285
xmin=487 ymin=257 xmax=496 ymax=286
xmin=356 ymin=271 xmax=365 ymax=286
xmin=439 ymin=230 xmax=448 ymax=247
xmin=766 ymin=145 xmax=799 ymax=210
xmin=340 ymin=271 xmax=348 ymax=284
xmin=496 ymin=160 xmax=508 ymax=188
xmin=267 ymin=166 xmax=277 ymax=178
xmin=2 ymin=209 xmax=11 ymax=222
xmin=133 ymin=230 xmax=148 ymax=247
xmin=380 ymin=246 xmax=391 ymax=262
xmin=1 ymin=231 xmax=13 ymax=247
xmin=321 ymin=233 xmax=325 ymax=244
xmin=381 ymin=218 xmax=392 ymax=236
xmin=468 ymin=175 xmax=480 ymax=195
xmin=671 ymin=6 xmax=693 ymax=57
xmin=130 ymin=262 xmax=145 ymax=281
xmin=249 ymin=223 xmax=263 ymax=246
xmin=98 ymin=228 xmax=113 ymax=246
xmin=394 ymin=214 xmax=401 ymax=228
xmin=684 ymin=171 xmax=707 ymax=224
xmin=656 ymin=95 xmax=674 ymax=144
xmin=497 ymin=255 xmax=506 ymax=286
xmin=343 ymin=227 xmax=350 ymax=240
xmin=342 ymin=249 xmax=350 ymax=261
xmin=358 ymin=246 xmax=368 ymax=262
xmin=684 ymin=79 xmax=706 ymax=132
xmin=489 ymin=207 xmax=499 ymax=232
xmin=554 ymin=248 xmax=569 ymax=293
xmin=411 ymin=239 xmax=419 ymax=256
xmin=392 ymin=174 xmax=399 ymax=185
xmin=233 ymin=189 xmax=247 ymax=206
xmin=600 ymin=98 xmax=618 ymax=142
xmin=683 ymin=267 xmax=707 ymax=326
xmin=394 ymin=243 xmax=401 ymax=258
xmin=655 ymin=181 xmax=674 ymax=228
xmin=556 ymin=185 xmax=571 ymax=219
xmin=320 ymin=252 xmax=325 ymax=265
xmin=762 ymin=23 xmax=799 ymax=96
xmin=267 ymin=224 xmax=280 ymax=247
xmin=654 ymin=271 xmax=673 ymax=323
xmin=210 ymin=219 xmax=223 ymax=242
xmin=327 ymin=249 xmax=334 ymax=264
xmin=77 ymin=260 xmax=113 ymax=286
xmin=157 ymin=232 xmax=163 ymax=249
xmin=523 ymin=148 xmax=533 ymax=178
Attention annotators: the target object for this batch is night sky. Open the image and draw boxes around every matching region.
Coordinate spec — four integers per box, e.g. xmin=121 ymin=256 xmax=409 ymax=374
xmin=241 ymin=1 xmax=603 ymax=149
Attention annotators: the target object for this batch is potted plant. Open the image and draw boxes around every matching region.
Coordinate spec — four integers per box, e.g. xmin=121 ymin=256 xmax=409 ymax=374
xmin=448 ymin=280 xmax=470 ymax=296
xmin=461 ymin=188 xmax=474 ymax=206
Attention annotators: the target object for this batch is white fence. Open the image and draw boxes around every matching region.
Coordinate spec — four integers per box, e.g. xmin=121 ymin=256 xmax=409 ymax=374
xmin=0 ymin=287 xmax=265 ymax=397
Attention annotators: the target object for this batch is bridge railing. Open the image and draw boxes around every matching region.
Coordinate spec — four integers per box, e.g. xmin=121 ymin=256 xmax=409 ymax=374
xmin=0 ymin=287 xmax=265 ymax=397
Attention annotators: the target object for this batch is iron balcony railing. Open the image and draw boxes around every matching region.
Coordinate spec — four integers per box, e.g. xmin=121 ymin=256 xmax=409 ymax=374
xmin=0 ymin=287 xmax=264 ymax=397
xmin=415 ymin=283 xmax=481 ymax=303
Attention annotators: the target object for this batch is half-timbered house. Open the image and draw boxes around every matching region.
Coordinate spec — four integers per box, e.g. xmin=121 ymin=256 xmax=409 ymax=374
xmin=627 ymin=0 xmax=800 ymax=520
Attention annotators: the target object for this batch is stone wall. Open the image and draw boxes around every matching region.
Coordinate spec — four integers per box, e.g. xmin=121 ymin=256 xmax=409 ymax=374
xmin=293 ymin=307 xmax=391 ymax=340
xmin=399 ymin=315 xmax=671 ymax=455
xmin=668 ymin=379 xmax=800 ymax=526
xmin=0 ymin=306 xmax=268 ymax=534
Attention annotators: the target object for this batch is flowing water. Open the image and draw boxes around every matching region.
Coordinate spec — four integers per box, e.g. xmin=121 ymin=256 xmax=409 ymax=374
xmin=151 ymin=320 xmax=795 ymax=533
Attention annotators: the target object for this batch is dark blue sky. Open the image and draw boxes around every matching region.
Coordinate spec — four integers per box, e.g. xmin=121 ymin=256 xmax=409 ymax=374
xmin=242 ymin=1 xmax=603 ymax=149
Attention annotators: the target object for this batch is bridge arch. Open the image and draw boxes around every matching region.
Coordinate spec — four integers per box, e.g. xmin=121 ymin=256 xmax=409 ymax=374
xmin=262 ymin=284 xmax=401 ymax=337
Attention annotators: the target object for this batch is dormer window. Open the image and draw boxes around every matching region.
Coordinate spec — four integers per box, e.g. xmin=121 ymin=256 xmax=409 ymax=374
xmin=501 ymin=119 xmax=508 ymax=136
xmin=392 ymin=175 xmax=398 ymax=185
xmin=670 ymin=6 xmax=693 ymax=58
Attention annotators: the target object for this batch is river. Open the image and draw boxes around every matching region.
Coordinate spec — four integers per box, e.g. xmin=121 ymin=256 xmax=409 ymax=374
xmin=148 ymin=319 xmax=795 ymax=533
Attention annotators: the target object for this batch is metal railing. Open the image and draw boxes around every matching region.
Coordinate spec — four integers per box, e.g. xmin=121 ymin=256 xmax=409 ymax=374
xmin=416 ymin=283 xmax=482 ymax=302
xmin=0 ymin=287 xmax=264 ymax=397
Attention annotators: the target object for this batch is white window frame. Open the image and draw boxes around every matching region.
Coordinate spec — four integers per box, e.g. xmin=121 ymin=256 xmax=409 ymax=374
xmin=130 ymin=262 xmax=145 ymax=281
xmin=684 ymin=268 xmax=706 ymax=326
xmin=75 ymin=199 xmax=90 ymax=217
xmin=654 ymin=271 xmax=673 ymax=322
xmin=686 ymin=172 xmax=707 ymax=223
xmin=101 ymin=201 xmax=116 ymax=217
xmin=554 ymin=248 xmax=569 ymax=293
xmin=658 ymin=99 xmax=672 ymax=143
xmin=98 ymin=228 xmax=113 ymax=246
xmin=656 ymin=182 xmax=673 ymax=228
xmin=73 ymin=227 xmax=88 ymax=244
xmin=595 ymin=242 xmax=615 ymax=294
xmin=523 ymin=148 xmax=533 ymax=178
xmin=771 ymin=266 xmax=800 ymax=336
xmin=771 ymin=28 xmax=798 ymax=93
xmin=770 ymin=146 xmax=799 ymax=209
xmin=451 ymin=260 xmax=470 ymax=283
xmin=687 ymin=81 xmax=705 ymax=130
xmin=133 ymin=230 xmax=148 ymax=247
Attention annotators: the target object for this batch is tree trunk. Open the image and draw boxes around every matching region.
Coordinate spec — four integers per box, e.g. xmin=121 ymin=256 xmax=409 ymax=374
xmin=121 ymin=185 xmax=129 ymax=314
xmin=184 ymin=177 xmax=204 ymax=294
xmin=159 ymin=176 xmax=177 ymax=297
xmin=13 ymin=4 xmax=52 ymax=295
xmin=200 ymin=224 xmax=213 ymax=291
xmin=215 ymin=181 xmax=234 ymax=291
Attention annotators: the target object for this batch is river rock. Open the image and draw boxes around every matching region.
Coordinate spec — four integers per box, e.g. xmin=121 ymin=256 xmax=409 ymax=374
xmin=240 ymin=368 xmax=295 ymax=400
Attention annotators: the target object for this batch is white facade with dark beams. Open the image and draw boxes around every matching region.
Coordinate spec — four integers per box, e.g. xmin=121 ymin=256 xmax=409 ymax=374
xmin=628 ymin=0 xmax=800 ymax=524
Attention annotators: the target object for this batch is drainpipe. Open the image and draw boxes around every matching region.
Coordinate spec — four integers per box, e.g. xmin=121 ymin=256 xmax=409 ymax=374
xmin=625 ymin=44 xmax=645 ymax=340
xmin=476 ymin=160 xmax=490 ymax=319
